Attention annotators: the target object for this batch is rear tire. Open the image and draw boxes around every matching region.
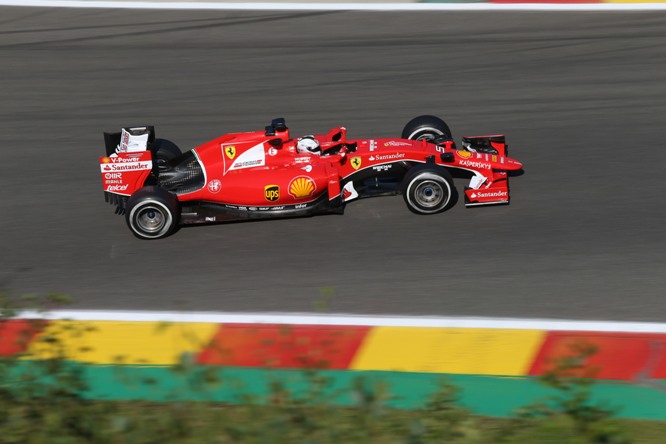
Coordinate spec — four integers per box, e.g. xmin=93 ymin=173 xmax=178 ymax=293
xmin=402 ymin=166 xmax=455 ymax=214
xmin=402 ymin=115 xmax=452 ymax=141
xmin=125 ymin=186 xmax=179 ymax=239
xmin=152 ymin=139 xmax=182 ymax=171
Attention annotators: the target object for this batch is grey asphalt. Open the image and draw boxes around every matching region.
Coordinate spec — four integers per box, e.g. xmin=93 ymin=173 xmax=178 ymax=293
xmin=1 ymin=7 xmax=665 ymax=321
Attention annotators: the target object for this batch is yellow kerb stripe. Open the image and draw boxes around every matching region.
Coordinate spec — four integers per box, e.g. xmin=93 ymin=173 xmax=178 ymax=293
xmin=350 ymin=327 xmax=545 ymax=376
xmin=24 ymin=321 xmax=219 ymax=365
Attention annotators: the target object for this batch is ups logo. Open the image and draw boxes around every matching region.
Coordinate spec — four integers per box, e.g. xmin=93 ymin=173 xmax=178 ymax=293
xmin=264 ymin=185 xmax=280 ymax=202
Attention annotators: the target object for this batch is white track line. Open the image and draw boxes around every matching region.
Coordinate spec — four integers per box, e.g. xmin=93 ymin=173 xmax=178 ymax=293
xmin=15 ymin=309 xmax=666 ymax=333
xmin=2 ymin=1 xmax=666 ymax=11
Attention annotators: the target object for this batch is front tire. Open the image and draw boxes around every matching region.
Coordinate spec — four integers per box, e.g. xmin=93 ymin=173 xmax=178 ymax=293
xmin=402 ymin=166 xmax=455 ymax=214
xmin=402 ymin=115 xmax=452 ymax=141
xmin=125 ymin=186 xmax=179 ymax=239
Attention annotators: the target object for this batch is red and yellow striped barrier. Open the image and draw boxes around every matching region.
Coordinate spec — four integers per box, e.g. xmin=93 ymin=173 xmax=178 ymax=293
xmin=2 ymin=318 xmax=666 ymax=380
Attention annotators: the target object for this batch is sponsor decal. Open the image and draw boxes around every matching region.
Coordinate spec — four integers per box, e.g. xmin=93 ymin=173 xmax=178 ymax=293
xmin=228 ymin=143 xmax=265 ymax=171
xmin=207 ymin=179 xmax=222 ymax=193
xmin=350 ymin=156 xmax=362 ymax=170
xmin=106 ymin=184 xmax=129 ymax=192
xmin=233 ymin=159 xmax=262 ymax=168
xmin=205 ymin=217 xmax=216 ymax=222
xmin=225 ymin=205 xmax=238 ymax=209
xmin=295 ymin=204 xmax=307 ymax=209
xmin=264 ymin=185 xmax=280 ymax=202
xmin=249 ymin=207 xmax=257 ymax=211
xmin=239 ymin=206 xmax=247 ymax=211
xmin=104 ymin=173 xmax=122 ymax=179
xmin=268 ymin=147 xmax=278 ymax=156
xmin=369 ymin=153 xmax=405 ymax=162
xmin=100 ymin=161 xmax=151 ymax=172
xmin=384 ymin=141 xmax=411 ymax=147
xmin=459 ymin=159 xmax=491 ymax=169
xmin=270 ymin=206 xmax=285 ymax=211
xmin=289 ymin=176 xmax=316 ymax=199
xmin=294 ymin=157 xmax=311 ymax=164
xmin=471 ymin=190 xmax=508 ymax=199
xmin=302 ymin=165 xmax=313 ymax=173
xmin=117 ymin=128 xmax=149 ymax=153
xmin=107 ymin=154 xmax=145 ymax=163
xmin=369 ymin=140 xmax=377 ymax=151
xmin=456 ymin=150 xmax=473 ymax=159
xmin=372 ymin=165 xmax=392 ymax=172
xmin=224 ymin=145 xmax=236 ymax=160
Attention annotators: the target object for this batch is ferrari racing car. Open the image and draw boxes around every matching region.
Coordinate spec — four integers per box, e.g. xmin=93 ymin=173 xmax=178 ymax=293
xmin=100 ymin=116 xmax=523 ymax=239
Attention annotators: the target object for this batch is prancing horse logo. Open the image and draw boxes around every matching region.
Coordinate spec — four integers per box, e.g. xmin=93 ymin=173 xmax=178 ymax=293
xmin=350 ymin=156 xmax=362 ymax=170
xmin=224 ymin=146 xmax=236 ymax=160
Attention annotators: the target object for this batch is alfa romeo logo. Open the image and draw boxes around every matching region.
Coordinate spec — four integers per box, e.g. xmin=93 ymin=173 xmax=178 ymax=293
xmin=207 ymin=179 xmax=222 ymax=193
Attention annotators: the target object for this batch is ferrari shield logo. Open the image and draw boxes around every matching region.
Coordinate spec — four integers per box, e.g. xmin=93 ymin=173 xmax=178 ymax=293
xmin=224 ymin=145 xmax=236 ymax=160
xmin=264 ymin=185 xmax=280 ymax=202
xmin=350 ymin=156 xmax=362 ymax=170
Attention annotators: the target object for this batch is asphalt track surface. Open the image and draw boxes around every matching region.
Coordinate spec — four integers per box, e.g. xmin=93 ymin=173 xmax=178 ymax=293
xmin=1 ymin=7 xmax=665 ymax=321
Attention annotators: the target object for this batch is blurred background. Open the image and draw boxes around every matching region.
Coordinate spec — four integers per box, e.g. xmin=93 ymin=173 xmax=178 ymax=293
xmin=1 ymin=7 xmax=665 ymax=320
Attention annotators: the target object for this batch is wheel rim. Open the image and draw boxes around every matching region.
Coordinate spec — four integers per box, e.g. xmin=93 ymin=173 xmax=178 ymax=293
xmin=129 ymin=199 xmax=174 ymax=238
xmin=136 ymin=205 xmax=166 ymax=233
xmin=413 ymin=180 xmax=444 ymax=208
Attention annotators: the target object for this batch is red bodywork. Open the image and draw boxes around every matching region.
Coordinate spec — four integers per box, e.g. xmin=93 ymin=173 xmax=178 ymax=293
xmin=100 ymin=121 xmax=523 ymax=224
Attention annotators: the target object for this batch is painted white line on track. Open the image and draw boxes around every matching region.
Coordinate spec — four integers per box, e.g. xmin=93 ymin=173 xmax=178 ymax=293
xmin=2 ymin=0 xmax=666 ymax=11
xmin=15 ymin=309 xmax=666 ymax=333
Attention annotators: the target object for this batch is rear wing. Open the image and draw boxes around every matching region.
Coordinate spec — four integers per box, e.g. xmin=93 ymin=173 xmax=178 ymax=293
xmin=101 ymin=126 xmax=156 ymax=213
xmin=103 ymin=126 xmax=155 ymax=156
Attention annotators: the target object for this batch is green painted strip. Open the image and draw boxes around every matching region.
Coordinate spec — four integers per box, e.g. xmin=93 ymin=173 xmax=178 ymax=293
xmin=8 ymin=362 xmax=666 ymax=419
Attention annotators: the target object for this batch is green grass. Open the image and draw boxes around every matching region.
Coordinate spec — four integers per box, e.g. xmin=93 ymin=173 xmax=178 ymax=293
xmin=2 ymin=295 xmax=666 ymax=443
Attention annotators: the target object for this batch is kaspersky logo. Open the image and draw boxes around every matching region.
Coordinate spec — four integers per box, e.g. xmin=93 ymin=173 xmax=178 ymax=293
xmin=264 ymin=185 xmax=280 ymax=202
xmin=350 ymin=156 xmax=362 ymax=170
xmin=224 ymin=145 xmax=236 ymax=160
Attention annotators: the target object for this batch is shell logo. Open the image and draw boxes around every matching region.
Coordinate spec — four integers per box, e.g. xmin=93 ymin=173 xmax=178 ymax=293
xmin=456 ymin=150 xmax=473 ymax=159
xmin=102 ymin=157 xmax=111 ymax=163
xmin=289 ymin=176 xmax=316 ymax=199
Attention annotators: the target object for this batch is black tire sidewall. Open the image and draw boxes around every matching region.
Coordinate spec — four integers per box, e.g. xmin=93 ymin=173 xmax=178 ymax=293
xmin=401 ymin=115 xmax=452 ymax=140
xmin=151 ymin=139 xmax=182 ymax=171
xmin=151 ymin=139 xmax=182 ymax=160
xmin=402 ymin=166 xmax=454 ymax=214
xmin=125 ymin=187 xmax=179 ymax=239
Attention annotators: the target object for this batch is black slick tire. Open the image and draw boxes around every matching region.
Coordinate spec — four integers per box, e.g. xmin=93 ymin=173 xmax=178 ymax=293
xmin=401 ymin=115 xmax=452 ymax=141
xmin=125 ymin=186 xmax=179 ymax=239
xmin=152 ymin=139 xmax=182 ymax=171
xmin=402 ymin=166 xmax=455 ymax=214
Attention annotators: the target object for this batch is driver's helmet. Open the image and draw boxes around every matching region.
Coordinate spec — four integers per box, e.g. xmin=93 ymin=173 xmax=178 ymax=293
xmin=296 ymin=136 xmax=321 ymax=155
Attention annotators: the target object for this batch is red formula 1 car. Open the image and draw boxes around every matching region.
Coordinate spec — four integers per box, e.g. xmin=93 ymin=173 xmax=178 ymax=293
xmin=99 ymin=116 xmax=523 ymax=239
